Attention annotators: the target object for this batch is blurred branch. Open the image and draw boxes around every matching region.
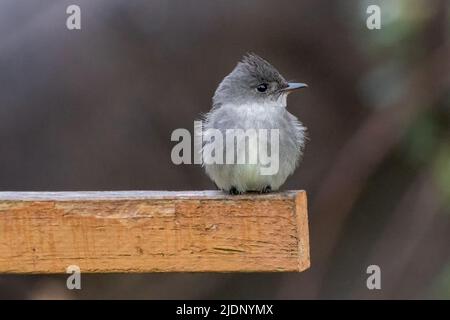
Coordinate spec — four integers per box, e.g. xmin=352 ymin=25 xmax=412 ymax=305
xmin=353 ymin=168 xmax=445 ymax=298
xmin=309 ymin=41 xmax=450 ymax=296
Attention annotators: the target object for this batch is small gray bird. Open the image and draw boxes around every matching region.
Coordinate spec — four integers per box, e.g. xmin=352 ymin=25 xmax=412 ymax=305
xmin=201 ymin=53 xmax=307 ymax=195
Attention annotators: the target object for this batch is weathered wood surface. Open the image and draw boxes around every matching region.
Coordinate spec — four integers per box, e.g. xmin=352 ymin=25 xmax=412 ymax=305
xmin=0 ymin=191 xmax=309 ymax=273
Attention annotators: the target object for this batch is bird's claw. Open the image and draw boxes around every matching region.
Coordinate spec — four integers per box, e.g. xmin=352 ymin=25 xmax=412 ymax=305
xmin=229 ymin=187 xmax=242 ymax=195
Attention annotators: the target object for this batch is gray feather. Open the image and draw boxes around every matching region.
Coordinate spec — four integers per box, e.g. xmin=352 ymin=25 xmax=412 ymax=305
xmin=199 ymin=53 xmax=307 ymax=193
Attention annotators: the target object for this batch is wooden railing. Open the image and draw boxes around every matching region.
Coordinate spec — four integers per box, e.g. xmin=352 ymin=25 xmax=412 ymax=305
xmin=0 ymin=191 xmax=309 ymax=273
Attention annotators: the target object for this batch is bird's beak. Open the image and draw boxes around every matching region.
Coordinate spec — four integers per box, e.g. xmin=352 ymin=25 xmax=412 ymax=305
xmin=282 ymin=82 xmax=308 ymax=93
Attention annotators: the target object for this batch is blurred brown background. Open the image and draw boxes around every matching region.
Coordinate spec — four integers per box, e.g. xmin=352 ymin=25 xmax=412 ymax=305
xmin=0 ymin=0 xmax=449 ymax=299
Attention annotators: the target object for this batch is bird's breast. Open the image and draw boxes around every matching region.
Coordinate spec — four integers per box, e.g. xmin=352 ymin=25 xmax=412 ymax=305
xmin=222 ymin=103 xmax=285 ymax=129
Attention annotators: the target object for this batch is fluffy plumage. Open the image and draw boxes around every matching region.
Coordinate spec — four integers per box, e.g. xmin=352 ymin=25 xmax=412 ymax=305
xmin=200 ymin=53 xmax=307 ymax=194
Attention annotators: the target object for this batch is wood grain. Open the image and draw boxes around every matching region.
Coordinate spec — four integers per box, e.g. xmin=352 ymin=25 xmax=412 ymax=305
xmin=0 ymin=191 xmax=309 ymax=273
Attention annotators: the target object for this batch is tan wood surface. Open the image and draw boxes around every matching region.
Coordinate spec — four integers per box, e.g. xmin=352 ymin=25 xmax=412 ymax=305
xmin=0 ymin=190 xmax=309 ymax=273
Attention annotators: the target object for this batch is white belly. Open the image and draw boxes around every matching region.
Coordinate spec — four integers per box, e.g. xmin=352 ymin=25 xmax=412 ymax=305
xmin=202 ymin=102 xmax=306 ymax=192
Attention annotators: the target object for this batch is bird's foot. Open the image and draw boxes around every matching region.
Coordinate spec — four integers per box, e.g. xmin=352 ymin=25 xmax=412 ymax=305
xmin=260 ymin=185 xmax=272 ymax=194
xmin=229 ymin=187 xmax=243 ymax=195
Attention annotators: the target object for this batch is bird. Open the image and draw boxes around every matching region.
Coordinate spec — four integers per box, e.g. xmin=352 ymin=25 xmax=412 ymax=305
xmin=200 ymin=53 xmax=307 ymax=195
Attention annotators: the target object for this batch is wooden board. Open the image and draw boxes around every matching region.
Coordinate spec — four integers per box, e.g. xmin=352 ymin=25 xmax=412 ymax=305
xmin=0 ymin=191 xmax=309 ymax=273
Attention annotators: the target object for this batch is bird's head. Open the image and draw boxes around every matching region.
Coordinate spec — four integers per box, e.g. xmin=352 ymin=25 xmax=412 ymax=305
xmin=213 ymin=53 xmax=307 ymax=108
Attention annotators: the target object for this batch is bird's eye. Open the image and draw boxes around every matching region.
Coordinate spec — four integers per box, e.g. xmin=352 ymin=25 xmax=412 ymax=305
xmin=256 ymin=83 xmax=268 ymax=93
